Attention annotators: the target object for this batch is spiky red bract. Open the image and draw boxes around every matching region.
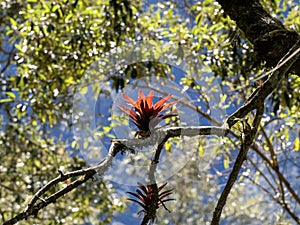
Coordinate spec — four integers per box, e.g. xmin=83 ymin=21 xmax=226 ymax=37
xmin=118 ymin=90 xmax=177 ymax=136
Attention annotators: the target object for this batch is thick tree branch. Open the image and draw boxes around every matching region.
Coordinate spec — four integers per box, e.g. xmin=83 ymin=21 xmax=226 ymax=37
xmin=216 ymin=0 xmax=300 ymax=75
xmin=115 ymin=126 xmax=229 ymax=150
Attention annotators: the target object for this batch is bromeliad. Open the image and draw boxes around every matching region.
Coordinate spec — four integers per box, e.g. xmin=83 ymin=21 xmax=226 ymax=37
xmin=118 ymin=90 xmax=177 ymax=138
xmin=127 ymin=182 xmax=175 ymax=223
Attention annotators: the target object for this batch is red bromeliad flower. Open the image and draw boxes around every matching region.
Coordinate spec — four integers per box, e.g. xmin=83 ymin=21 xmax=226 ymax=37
xmin=127 ymin=182 xmax=175 ymax=221
xmin=118 ymin=90 xmax=177 ymax=138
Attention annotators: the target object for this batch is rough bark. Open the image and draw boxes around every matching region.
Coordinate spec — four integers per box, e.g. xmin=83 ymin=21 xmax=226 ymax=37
xmin=216 ymin=0 xmax=300 ymax=75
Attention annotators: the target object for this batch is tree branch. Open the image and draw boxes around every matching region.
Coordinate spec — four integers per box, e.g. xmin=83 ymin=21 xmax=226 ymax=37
xmin=216 ymin=0 xmax=300 ymax=74
xmin=211 ymin=104 xmax=264 ymax=225
xmin=0 ymin=45 xmax=15 ymax=74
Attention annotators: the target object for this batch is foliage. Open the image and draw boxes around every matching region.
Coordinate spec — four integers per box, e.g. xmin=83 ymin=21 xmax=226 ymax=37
xmin=0 ymin=0 xmax=299 ymax=224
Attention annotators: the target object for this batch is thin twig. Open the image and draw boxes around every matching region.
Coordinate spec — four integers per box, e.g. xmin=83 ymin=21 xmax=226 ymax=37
xmin=260 ymin=125 xmax=286 ymax=203
xmin=0 ymin=46 xmax=15 ymax=74
xmin=252 ymin=144 xmax=300 ymax=205
xmin=247 ymin=157 xmax=277 ymax=194
xmin=246 ymin=175 xmax=300 ymax=224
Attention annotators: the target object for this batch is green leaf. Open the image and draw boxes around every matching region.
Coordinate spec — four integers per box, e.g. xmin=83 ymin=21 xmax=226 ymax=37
xmin=103 ymin=126 xmax=111 ymax=132
xmin=198 ymin=144 xmax=203 ymax=158
xmin=106 ymin=133 xmax=116 ymax=139
xmin=223 ymin=156 xmax=229 ymax=169
xmin=52 ymin=4 xmax=60 ymax=12
xmin=9 ymin=18 xmax=17 ymax=27
xmin=34 ymin=159 xmax=41 ymax=169
xmin=165 ymin=141 xmax=172 ymax=152
xmin=254 ymin=171 xmax=260 ymax=184
xmin=238 ymin=175 xmax=244 ymax=183
xmin=0 ymin=99 xmax=14 ymax=103
xmin=71 ymin=140 xmax=78 ymax=149
xmin=195 ymin=13 xmax=202 ymax=25
xmin=295 ymin=137 xmax=300 ymax=151
xmin=6 ymin=92 xmax=16 ymax=99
